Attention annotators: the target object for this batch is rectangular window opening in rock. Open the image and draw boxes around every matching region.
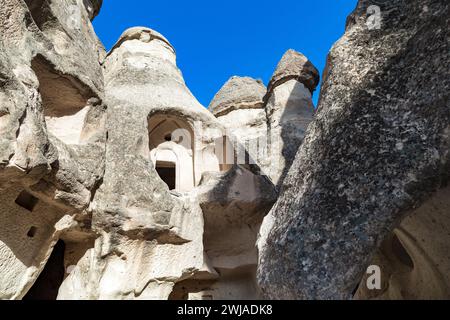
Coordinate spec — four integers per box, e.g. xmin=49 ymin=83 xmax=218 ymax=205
xmin=156 ymin=161 xmax=176 ymax=190
xmin=15 ymin=190 xmax=39 ymax=212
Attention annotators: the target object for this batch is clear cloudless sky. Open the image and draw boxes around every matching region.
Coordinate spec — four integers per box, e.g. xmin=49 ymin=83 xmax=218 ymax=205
xmin=93 ymin=0 xmax=357 ymax=107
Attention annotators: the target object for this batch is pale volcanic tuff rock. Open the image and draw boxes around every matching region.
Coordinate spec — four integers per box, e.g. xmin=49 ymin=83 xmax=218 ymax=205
xmin=354 ymin=185 xmax=450 ymax=299
xmin=103 ymin=27 xmax=217 ymax=127
xmin=258 ymin=0 xmax=450 ymax=300
xmin=263 ymin=50 xmax=319 ymax=187
xmin=194 ymin=166 xmax=276 ymax=277
xmin=0 ymin=0 xmax=106 ymax=299
xmin=257 ymin=50 xmax=319 ymax=266
xmin=2 ymin=0 xmax=448 ymax=302
xmin=83 ymin=0 xmax=103 ymax=20
xmin=266 ymin=49 xmax=320 ymax=97
xmin=109 ymin=27 xmax=175 ymax=56
xmin=97 ymin=26 xmax=223 ymax=236
xmin=56 ymin=27 xmax=277 ymax=300
xmin=0 ymin=3 xmax=277 ymax=298
xmin=209 ymin=76 xmax=268 ymax=168
xmin=208 ymin=51 xmax=319 ymax=293
xmin=171 ymin=165 xmax=277 ymax=300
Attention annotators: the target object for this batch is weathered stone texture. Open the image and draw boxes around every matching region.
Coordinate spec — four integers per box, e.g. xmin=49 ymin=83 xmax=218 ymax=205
xmin=57 ymin=27 xmax=277 ymax=300
xmin=257 ymin=0 xmax=449 ymax=300
xmin=2 ymin=0 xmax=448 ymax=301
xmin=209 ymin=76 xmax=266 ymax=117
xmin=0 ymin=0 xmax=105 ymax=299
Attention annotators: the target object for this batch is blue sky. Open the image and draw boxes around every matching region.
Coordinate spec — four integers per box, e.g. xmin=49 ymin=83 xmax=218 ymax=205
xmin=93 ymin=0 xmax=357 ymax=107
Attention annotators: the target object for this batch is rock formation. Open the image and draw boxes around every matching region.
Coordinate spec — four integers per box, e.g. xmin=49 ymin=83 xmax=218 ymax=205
xmin=1 ymin=0 xmax=448 ymax=301
xmin=257 ymin=0 xmax=449 ymax=300
xmin=209 ymin=51 xmax=319 ymax=187
xmin=209 ymin=76 xmax=268 ymax=171
xmin=58 ymin=25 xmax=277 ymax=300
xmin=0 ymin=0 xmax=105 ymax=300
xmin=0 ymin=1 xmax=281 ymax=299
xmin=263 ymin=50 xmax=319 ymax=187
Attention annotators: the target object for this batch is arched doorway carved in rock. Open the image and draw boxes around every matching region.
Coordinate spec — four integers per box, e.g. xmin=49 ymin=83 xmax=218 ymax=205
xmin=148 ymin=114 xmax=195 ymax=192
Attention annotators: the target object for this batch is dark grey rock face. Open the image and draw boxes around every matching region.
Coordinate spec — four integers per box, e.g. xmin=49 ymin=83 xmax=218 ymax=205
xmin=257 ymin=0 xmax=449 ymax=299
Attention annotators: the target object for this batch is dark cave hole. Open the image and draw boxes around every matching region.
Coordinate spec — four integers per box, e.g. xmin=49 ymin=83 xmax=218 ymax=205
xmin=15 ymin=190 xmax=39 ymax=212
xmin=23 ymin=240 xmax=66 ymax=300
xmin=156 ymin=161 xmax=176 ymax=190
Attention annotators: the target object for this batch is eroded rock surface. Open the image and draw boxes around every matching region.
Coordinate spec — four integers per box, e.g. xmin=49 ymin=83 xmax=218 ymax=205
xmin=257 ymin=0 xmax=449 ymax=300
xmin=57 ymin=26 xmax=277 ymax=300
xmin=209 ymin=76 xmax=268 ymax=169
xmin=0 ymin=0 xmax=106 ymax=299
xmin=2 ymin=0 xmax=448 ymax=301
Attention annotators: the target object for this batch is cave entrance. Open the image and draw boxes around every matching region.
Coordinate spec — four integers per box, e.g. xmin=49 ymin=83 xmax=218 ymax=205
xmin=156 ymin=161 xmax=176 ymax=190
xmin=23 ymin=240 xmax=66 ymax=300
xmin=148 ymin=114 xmax=195 ymax=192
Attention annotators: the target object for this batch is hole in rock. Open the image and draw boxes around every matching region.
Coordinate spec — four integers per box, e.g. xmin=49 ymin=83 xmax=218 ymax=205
xmin=23 ymin=240 xmax=66 ymax=300
xmin=27 ymin=226 xmax=37 ymax=238
xmin=15 ymin=191 xmax=39 ymax=212
xmin=156 ymin=161 xmax=176 ymax=190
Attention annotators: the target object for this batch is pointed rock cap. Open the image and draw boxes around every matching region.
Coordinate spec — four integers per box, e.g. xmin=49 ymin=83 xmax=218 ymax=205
xmin=83 ymin=0 xmax=103 ymax=20
xmin=209 ymin=76 xmax=267 ymax=117
xmin=109 ymin=27 xmax=175 ymax=55
xmin=267 ymin=50 xmax=319 ymax=96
